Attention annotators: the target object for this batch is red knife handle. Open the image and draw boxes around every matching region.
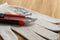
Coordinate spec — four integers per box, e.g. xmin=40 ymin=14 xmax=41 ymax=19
xmin=4 ymin=13 xmax=26 ymax=18
xmin=0 ymin=18 xmax=25 ymax=26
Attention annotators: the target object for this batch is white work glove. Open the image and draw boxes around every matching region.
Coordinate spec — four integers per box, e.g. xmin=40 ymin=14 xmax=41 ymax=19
xmin=10 ymin=5 xmax=59 ymax=40
xmin=9 ymin=3 xmax=59 ymax=40
xmin=0 ymin=3 xmax=60 ymax=40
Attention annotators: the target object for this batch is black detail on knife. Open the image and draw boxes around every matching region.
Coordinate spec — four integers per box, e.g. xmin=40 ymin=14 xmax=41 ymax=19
xmin=0 ymin=13 xmax=4 ymax=18
xmin=0 ymin=20 xmax=19 ymax=25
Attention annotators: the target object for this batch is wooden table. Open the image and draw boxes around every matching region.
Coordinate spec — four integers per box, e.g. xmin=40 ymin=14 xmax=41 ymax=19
xmin=0 ymin=0 xmax=60 ymax=40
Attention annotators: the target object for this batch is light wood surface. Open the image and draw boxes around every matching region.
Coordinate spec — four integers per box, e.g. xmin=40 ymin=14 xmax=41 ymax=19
xmin=0 ymin=0 xmax=60 ymax=40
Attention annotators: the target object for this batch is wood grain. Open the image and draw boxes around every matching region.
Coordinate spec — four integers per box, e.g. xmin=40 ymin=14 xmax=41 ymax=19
xmin=0 ymin=0 xmax=60 ymax=40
